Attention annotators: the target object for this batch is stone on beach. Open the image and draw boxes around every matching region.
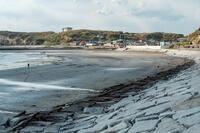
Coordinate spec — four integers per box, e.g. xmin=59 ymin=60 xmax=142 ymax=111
xmin=0 ymin=117 xmax=9 ymax=128
xmin=183 ymin=124 xmax=200 ymax=133
xmin=108 ymin=96 xmax=134 ymax=111
xmin=178 ymin=112 xmax=200 ymax=127
xmin=143 ymin=102 xmax=171 ymax=116
xmin=83 ymin=107 xmax=104 ymax=114
xmin=173 ymin=106 xmax=200 ymax=120
xmin=99 ymin=121 xmax=128 ymax=133
xmin=159 ymin=111 xmax=175 ymax=118
xmin=153 ymin=118 xmax=185 ymax=133
xmin=43 ymin=126 xmax=59 ymax=133
xmin=135 ymin=114 xmax=158 ymax=122
xmin=20 ymin=126 xmax=44 ymax=133
xmin=128 ymin=120 xmax=159 ymax=133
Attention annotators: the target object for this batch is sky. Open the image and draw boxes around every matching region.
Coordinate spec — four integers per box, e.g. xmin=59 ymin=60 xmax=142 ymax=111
xmin=0 ymin=0 xmax=199 ymax=35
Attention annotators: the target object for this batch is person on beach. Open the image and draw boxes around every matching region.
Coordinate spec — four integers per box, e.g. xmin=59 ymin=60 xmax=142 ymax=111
xmin=27 ymin=63 xmax=30 ymax=69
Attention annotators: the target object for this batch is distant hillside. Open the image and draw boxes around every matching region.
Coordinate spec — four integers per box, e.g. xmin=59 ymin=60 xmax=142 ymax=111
xmin=0 ymin=31 xmax=55 ymax=45
xmin=169 ymin=28 xmax=200 ymax=48
xmin=0 ymin=30 xmax=184 ymax=46
xmin=46 ymin=29 xmax=184 ymax=45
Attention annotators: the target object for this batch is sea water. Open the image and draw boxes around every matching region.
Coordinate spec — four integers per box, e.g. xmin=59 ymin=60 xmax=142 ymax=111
xmin=0 ymin=51 xmax=60 ymax=70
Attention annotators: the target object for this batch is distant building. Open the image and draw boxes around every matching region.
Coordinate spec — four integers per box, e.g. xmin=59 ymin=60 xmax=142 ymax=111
xmin=79 ymin=41 xmax=86 ymax=46
xmin=85 ymin=43 xmax=94 ymax=47
xmin=104 ymin=43 xmax=113 ymax=47
xmin=145 ymin=40 xmax=157 ymax=46
xmin=160 ymin=42 xmax=171 ymax=48
xmin=62 ymin=27 xmax=73 ymax=32
xmin=0 ymin=35 xmax=9 ymax=45
xmin=97 ymin=34 xmax=104 ymax=39
xmin=88 ymin=40 xmax=98 ymax=46
xmin=117 ymin=39 xmax=124 ymax=43
xmin=114 ymin=44 xmax=120 ymax=48
xmin=177 ymin=37 xmax=187 ymax=42
xmin=69 ymin=41 xmax=79 ymax=46
xmin=133 ymin=41 xmax=146 ymax=46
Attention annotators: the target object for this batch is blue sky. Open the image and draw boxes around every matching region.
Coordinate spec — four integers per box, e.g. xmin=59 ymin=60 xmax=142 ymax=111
xmin=0 ymin=0 xmax=199 ymax=35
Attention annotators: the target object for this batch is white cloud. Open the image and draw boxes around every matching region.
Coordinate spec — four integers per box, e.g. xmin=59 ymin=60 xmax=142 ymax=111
xmin=0 ymin=0 xmax=199 ymax=35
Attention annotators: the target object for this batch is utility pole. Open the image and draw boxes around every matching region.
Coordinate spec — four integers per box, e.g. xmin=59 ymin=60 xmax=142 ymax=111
xmin=122 ymin=33 xmax=126 ymax=48
xmin=120 ymin=33 xmax=126 ymax=48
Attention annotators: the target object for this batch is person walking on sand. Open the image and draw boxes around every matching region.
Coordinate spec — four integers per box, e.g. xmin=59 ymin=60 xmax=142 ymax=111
xmin=27 ymin=63 xmax=30 ymax=69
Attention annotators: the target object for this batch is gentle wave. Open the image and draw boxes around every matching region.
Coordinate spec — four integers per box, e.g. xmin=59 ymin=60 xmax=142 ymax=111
xmin=106 ymin=67 xmax=139 ymax=71
xmin=0 ymin=52 xmax=61 ymax=70
xmin=0 ymin=79 xmax=98 ymax=92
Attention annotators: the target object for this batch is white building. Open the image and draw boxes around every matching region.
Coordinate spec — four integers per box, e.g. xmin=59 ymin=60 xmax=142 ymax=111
xmin=160 ymin=42 xmax=171 ymax=48
xmin=97 ymin=34 xmax=104 ymax=39
xmin=177 ymin=38 xmax=187 ymax=42
xmin=126 ymin=45 xmax=161 ymax=50
xmin=62 ymin=27 xmax=73 ymax=32
xmin=85 ymin=43 xmax=94 ymax=47
xmin=104 ymin=43 xmax=113 ymax=47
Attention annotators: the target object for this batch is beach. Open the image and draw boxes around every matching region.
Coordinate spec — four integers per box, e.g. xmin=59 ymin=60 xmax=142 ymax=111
xmin=0 ymin=49 xmax=192 ymax=132
xmin=20 ymin=49 xmax=198 ymax=133
xmin=0 ymin=50 xmax=186 ymax=115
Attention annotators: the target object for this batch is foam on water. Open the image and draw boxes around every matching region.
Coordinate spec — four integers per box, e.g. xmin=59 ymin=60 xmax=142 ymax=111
xmin=0 ymin=110 xmax=18 ymax=114
xmin=106 ymin=67 xmax=139 ymax=71
xmin=0 ymin=52 xmax=61 ymax=70
xmin=0 ymin=79 xmax=97 ymax=92
xmin=0 ymin=92 xmax=10 ymax=97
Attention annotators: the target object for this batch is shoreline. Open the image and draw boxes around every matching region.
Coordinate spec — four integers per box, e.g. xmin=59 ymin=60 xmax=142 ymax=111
xmin=1 ymin=50 xmax=195 ymax=132
xmin=0 ymin=50 xmax=185 ymax=114
xmin=0 ymin=46 xmax=116 ymax=51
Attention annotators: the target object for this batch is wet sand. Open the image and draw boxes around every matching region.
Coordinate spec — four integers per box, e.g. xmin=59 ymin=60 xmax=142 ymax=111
xmin=0 ymin=50 xmax=187 ymax=118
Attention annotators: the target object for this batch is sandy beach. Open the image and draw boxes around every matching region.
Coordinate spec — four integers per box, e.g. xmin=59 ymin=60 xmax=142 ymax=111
xmin=14 ymin=49 xmax=197 ymax=133
xmin=0 ymin=49 xmax=193 ymax=133
xmin=0 ymin=50 xmax=186 ymax=117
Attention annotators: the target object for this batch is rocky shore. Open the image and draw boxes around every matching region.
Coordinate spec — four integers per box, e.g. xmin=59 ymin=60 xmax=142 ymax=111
xmin=1 ymin=50 xmax=200 ymax=133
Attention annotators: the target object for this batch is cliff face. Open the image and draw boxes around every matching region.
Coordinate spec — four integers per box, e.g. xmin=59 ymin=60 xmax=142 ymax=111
xmin=169 ymin=28 xmax=200 ymax=48
xmin=192 ymin=35 xmax=200 ymax=45
xmin=188 ymin=28 xmax=200 ymax=45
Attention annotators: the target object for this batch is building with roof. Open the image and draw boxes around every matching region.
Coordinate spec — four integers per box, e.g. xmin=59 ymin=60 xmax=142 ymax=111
xmin=62 ymin=27 xmax=73 ymax=32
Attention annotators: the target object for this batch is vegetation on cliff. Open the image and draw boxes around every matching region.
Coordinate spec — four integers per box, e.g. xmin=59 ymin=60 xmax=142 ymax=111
xmin=0 ymin=31 xmax=55 ymax=45
xmin=169 ymin=28 xmax=200 ymax=48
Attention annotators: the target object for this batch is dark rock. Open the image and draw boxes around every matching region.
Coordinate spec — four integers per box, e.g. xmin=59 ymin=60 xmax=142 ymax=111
xmin=10 ymin=117 xmax=23 ymax=127
xmin=14 ymin=111 xmax=26 ymax=118
xmin=0 ymin=117 xmax=10 ymax=127
xmin=83 ymin=107 xmax=104 ymax=114
xmin=0 ymin=125 xmax=6 ymax=130
xmin=193 ymin=92 xmax=199 ymax=97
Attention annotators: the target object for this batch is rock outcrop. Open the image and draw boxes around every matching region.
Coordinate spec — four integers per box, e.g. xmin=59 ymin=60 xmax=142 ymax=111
xmin=192 ymin=35 xmax=200 ymax=45
xmin=171 ymin=27 xmax=200 ymax=48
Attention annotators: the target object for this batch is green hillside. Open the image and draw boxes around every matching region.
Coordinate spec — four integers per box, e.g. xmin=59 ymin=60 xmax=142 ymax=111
xmin=0 ymin=30 xmax=184 ymax=46
xmin=46 ymin=29 xmax=183 ymax=45
xmin=169 ymin=28 xmax=200 ymax=48
xmin=0 ymin=31 xmax=55 ymax=45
